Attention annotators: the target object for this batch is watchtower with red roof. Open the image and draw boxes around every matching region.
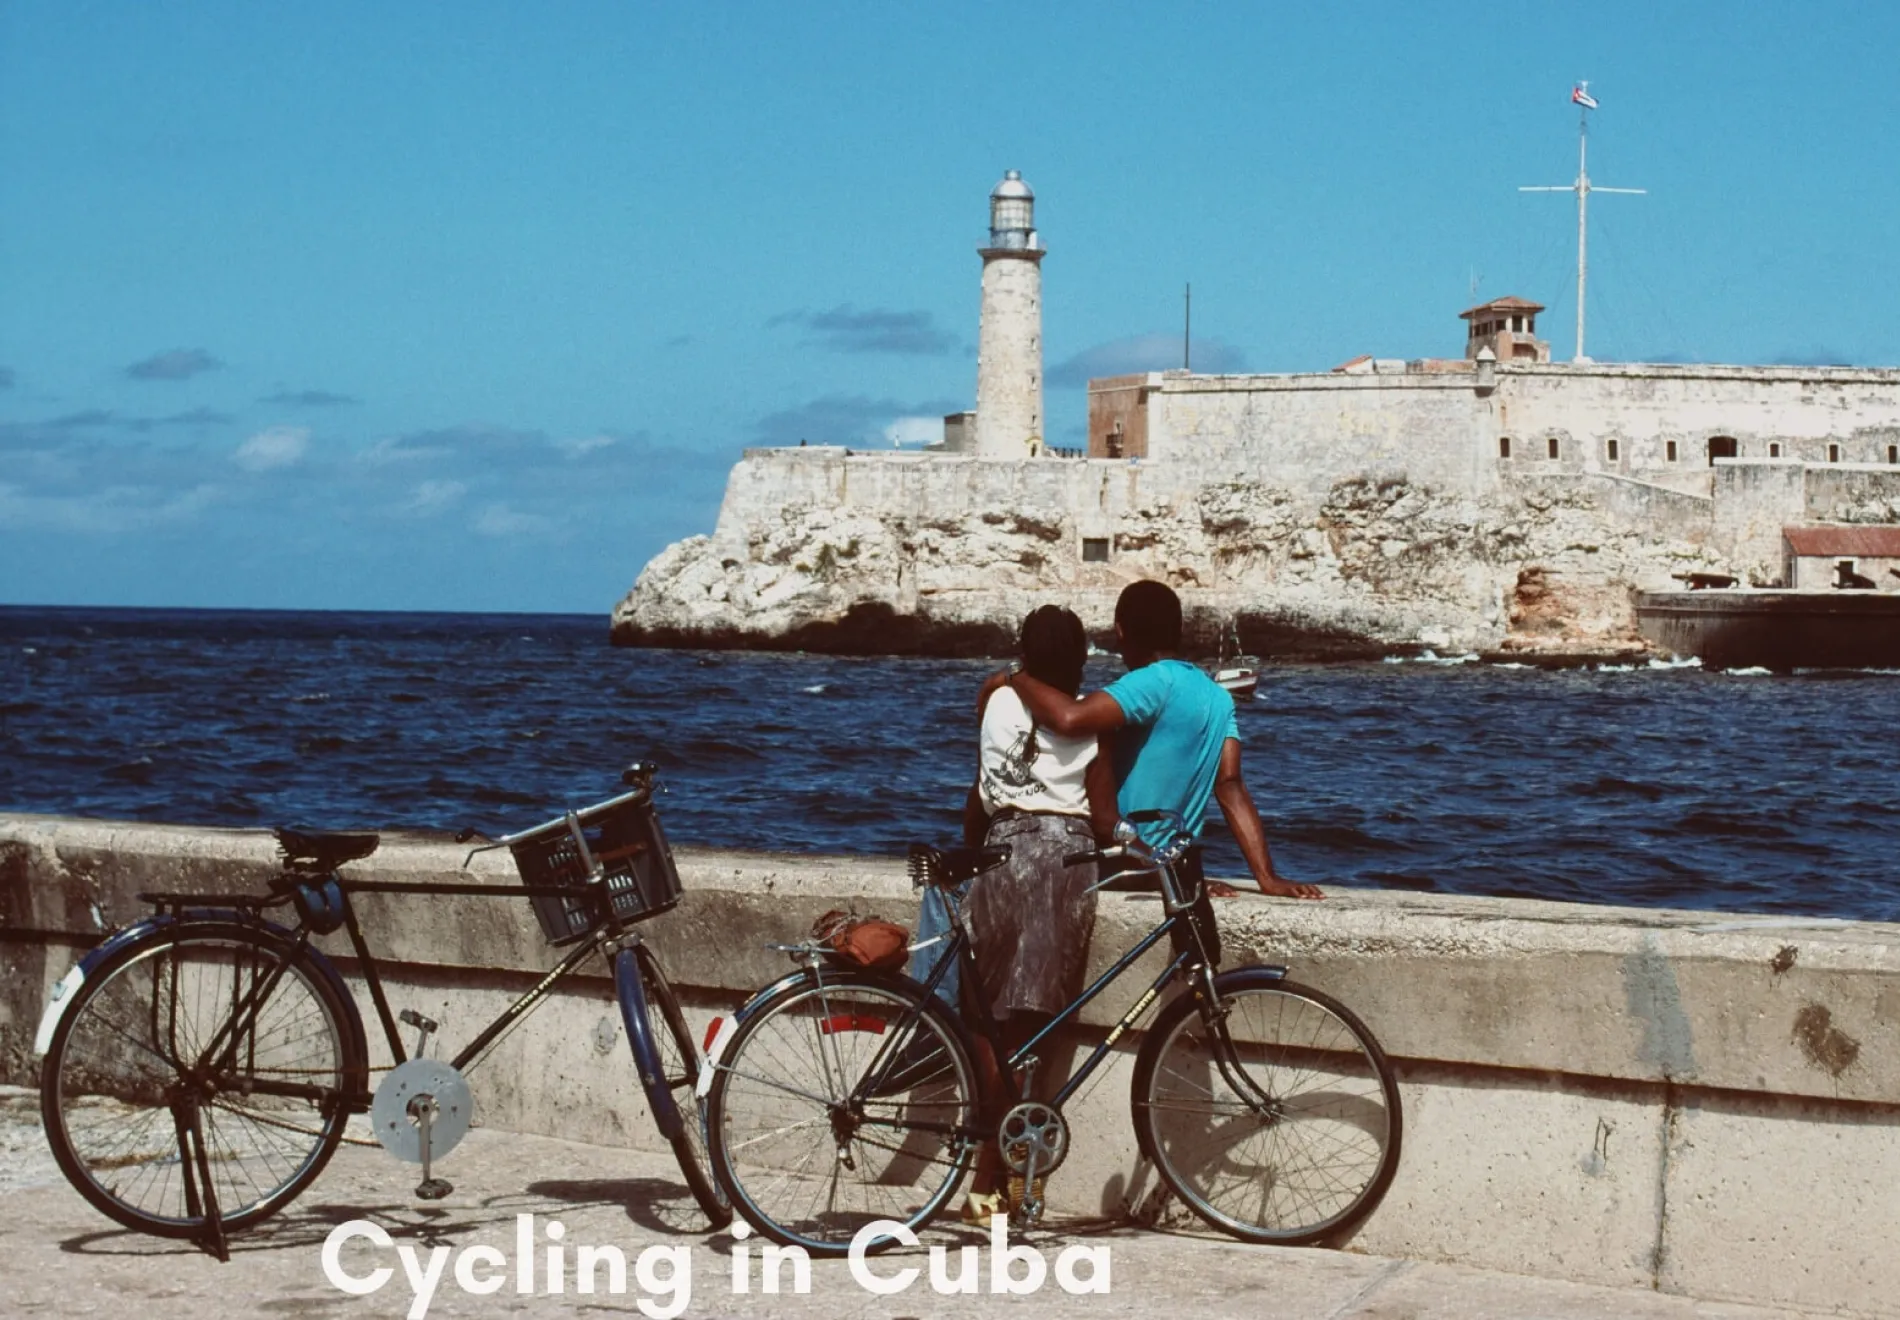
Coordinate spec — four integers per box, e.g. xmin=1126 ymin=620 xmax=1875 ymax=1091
xmin=1461 ymin=297 xmax=1550 ymax=363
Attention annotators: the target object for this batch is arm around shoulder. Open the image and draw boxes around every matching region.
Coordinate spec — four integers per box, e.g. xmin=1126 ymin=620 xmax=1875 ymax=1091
xmin=1008 ymin=672 xmax=1126 ymax=738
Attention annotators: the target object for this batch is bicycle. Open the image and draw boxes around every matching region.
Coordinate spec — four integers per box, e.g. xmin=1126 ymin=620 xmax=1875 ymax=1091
xmin=34 ymin=762 xmax=730 ymax=1259
xmin=699 ymin=811 xmax=1401 ymax=1256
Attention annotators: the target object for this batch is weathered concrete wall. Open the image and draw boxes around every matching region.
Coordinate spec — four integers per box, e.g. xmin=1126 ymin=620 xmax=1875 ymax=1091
xmin=1496 ymin=363 xmax=1900 ymax=476
xmin=1133 ymin=361 xmax=1900 ymax=491
xmin=4 ymin=814 xmax=1897 ymax=1316
xmin=1143 ymin=371 xmax=1495 ymax=494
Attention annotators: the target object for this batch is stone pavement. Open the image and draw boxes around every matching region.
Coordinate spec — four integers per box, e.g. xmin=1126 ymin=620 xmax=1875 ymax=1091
xmin=0 ymin=1087 xmax=1826 ymax=1320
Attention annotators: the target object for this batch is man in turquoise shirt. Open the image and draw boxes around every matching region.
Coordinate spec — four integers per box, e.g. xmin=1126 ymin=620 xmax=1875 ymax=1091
xmin=1002 ymin=580 xmax=1321 ymax=902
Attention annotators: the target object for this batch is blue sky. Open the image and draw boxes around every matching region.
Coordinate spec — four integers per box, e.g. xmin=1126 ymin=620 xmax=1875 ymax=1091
xmin=4 ymin=2 xmax=1897 ymax=612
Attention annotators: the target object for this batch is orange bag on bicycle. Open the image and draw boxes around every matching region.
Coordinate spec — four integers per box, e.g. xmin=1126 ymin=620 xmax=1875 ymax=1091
xmin=812 ymin=909 xmax=910 ymax=973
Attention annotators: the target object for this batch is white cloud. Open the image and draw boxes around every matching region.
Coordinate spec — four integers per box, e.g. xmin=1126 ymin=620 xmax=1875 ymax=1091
xmin=560 ymin=433 xmax=617 ymax=457
xmin=408 ymin=479 xmax=467 ymax=514
xmin=234 ymin=426 xmax=310 ymax=472
xmin=0 ymin=481 xmax=220 ymax=533
xmin=881 ymin=416 xmax=944 ymax=448
xmin=472 ymin=503 xmax=548 ymax=537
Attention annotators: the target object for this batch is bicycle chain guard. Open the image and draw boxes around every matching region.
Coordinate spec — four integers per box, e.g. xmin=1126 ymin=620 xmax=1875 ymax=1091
xmin=998 ymin=1101 xmax=1068 ymax=1177
xmin=372 ymin=1059 xmax=474 ymax=1164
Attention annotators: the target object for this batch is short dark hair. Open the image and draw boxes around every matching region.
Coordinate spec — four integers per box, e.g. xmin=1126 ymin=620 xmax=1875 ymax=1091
xmin=1020 ymin=604 xmax=1088 ymax=697
xmin=1114 ymin=580 xmax=1182 ymax=653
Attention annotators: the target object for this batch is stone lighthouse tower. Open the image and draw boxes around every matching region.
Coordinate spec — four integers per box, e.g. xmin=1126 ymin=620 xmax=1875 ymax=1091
xmin=973 ymin=170 xmax=1045 ymax=458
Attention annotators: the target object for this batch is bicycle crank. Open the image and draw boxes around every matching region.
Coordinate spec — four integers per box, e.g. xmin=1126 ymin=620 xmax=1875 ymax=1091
xmin=998 ymin=1101 xmax=1068 ymax=1177
xmin=372 ymin=1059 xmax=474 ymax=1198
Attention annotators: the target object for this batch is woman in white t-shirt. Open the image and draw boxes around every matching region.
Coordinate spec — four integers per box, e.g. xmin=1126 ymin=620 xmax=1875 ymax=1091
xmin=956 ymin=604 xmax=1117 ymax=1220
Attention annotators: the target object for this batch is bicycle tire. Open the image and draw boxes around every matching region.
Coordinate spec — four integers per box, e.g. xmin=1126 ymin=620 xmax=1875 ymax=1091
xmin=630 ymin=943 xmax=732 ymax=1228
xmin=1132 ymin=969 xmax=1402 ymax=1245
xmin=705 ymin=971 xmax=978 ymax=1256
xmin=40 ymin=919 xmax=363 ymax=1238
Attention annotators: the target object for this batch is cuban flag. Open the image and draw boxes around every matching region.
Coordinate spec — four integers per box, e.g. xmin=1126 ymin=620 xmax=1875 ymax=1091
xmin=1572 ymin=85 xmax=1600 ymax=110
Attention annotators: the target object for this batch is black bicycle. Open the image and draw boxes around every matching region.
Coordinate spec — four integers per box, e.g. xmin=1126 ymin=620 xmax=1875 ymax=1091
xmin=34 ymin=763 xmax=729 ymax=1258
xmin=700 ymin=811 xmax=1401 ymax=1255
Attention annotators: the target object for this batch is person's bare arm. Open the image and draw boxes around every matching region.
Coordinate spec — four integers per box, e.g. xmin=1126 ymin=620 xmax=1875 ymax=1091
xmin=1213 ymin=738 xmax=1322 ymax=900
xmin=963 ymin=781 xmax=989 ymax=849
xmin=1084 ymin=734 xmax=1120 ymax=843
xmin=1008 ymin=671 xmax=1126 ymax=737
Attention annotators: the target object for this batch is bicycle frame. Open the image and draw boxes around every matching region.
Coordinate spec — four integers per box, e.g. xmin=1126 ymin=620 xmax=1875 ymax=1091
xmin=138 ymin=870 xmax=649 ymax=1109
xmin=828 ymin=845 xmax=1226 ymax=1122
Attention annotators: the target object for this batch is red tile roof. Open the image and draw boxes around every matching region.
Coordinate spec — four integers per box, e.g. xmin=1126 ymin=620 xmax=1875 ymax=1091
xmin=1783 ymin=525 xmax=1900 ymax=557
xmin=1460 ymin=296 xmax=1546 ymax=319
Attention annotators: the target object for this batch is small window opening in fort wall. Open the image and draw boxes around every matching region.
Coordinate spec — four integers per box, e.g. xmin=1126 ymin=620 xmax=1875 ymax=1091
xmin=1607 ymin=439 xmax=1620 ymax=462
xmin=1499 ymin=436 xmax=1513 ymax=459
xmin=1707 ymin=436 xmax=1738 ymax=465
xmin=1889 ymin=444 xmax=1898 ymax=464
xmin=1770 ymin=442 xmax=1783 ymax=458
xmin=1547 ymin=436 xmax=1560 ymax=459
xmin=1828 ymin=443 xmax=1842 ymax=463
xmin=1081 ymin=537 xmax=1109 ymax=563
xmin=1666 ymin=441 xmax=1679 ymax=462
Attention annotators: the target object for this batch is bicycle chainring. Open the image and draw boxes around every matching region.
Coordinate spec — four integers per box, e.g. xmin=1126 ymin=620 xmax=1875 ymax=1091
xmin=372 ymin=1059 xmax=474 ymax=1164
xmin=998 ymin=1101 xmax=1068 ymax=1176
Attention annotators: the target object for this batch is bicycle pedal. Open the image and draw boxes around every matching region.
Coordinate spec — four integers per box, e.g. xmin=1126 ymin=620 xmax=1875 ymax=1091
xmin=414 ymin=1178 xmax=454 ymax=1201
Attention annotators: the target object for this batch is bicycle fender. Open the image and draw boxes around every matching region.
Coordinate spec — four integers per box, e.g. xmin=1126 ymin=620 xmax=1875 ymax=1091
xmin=613 ymin=949 xmax=683 ymax=1141
xmin=695 ymin=964 xmax=931 ymax=1099
xmin=33 ymin=910 xmax=365 ymax=1074
xmin=33 ymin=912 xmax=184 ymax=1055
xmin=695 ymin=966 xmax=818 ymax=1099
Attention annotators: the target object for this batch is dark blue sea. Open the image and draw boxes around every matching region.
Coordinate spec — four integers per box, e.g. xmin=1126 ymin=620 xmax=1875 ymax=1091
xmin=2 ymin=606 xmax=1896 ymax=921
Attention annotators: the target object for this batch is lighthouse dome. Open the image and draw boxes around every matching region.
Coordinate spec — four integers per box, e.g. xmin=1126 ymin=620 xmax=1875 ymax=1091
xmin=987 ymin=170 xmax=1038 ymax=250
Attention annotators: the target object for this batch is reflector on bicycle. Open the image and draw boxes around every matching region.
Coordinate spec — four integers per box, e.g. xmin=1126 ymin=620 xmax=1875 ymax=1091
xmin=817 ymin=1013 xmax=888 ymax=1036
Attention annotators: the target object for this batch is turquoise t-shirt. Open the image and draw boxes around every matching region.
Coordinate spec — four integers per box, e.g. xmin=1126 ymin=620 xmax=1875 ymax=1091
xmin=1102 ymin=659 xmax=1240 ymax=846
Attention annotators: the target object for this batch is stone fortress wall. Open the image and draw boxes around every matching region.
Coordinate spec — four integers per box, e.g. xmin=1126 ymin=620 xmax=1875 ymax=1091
xmin=616 ymin=359 xmax=1900 ymax=657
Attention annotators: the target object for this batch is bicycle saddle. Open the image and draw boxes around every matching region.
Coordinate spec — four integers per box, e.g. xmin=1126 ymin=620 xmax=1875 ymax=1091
xmin=906 ymin=843 xmax=1010 ymax=889
xmin=275 ymin=827 xmax=380 ymax=870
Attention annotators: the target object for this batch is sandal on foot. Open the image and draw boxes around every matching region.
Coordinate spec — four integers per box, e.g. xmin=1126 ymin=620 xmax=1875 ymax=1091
xmin=961 ymin=1191 xmax=1007 ymax=1226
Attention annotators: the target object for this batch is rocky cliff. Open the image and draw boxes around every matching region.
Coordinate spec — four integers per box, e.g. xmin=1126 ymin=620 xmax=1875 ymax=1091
xmin=612 ymin=453 xmax=1737 ymax=660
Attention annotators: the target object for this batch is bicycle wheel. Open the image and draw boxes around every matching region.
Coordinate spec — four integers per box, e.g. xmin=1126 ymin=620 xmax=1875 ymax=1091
xmin=1133 ymin=969 xmax=1401 ymax=1245
xmin=630 ymin=943 xmax=731 ymax=1228
xmin=40 ymin=920 xmax=362 ymax=1238
xmin=706 ymin=972 xmax=978 ymax=1256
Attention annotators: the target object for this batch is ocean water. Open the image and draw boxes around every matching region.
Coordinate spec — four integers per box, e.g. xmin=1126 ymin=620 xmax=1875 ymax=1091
xmin=2 ymin=606 xmax=1896 ymax=921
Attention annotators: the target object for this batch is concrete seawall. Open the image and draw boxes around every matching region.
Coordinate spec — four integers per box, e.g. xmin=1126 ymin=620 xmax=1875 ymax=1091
xmin=2 ymin=814 xmax=1895 ymax=1316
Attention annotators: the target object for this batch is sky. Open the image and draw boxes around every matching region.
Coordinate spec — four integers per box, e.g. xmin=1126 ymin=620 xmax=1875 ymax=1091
xmin=4 ymin=2 xmax=1898 ymax=613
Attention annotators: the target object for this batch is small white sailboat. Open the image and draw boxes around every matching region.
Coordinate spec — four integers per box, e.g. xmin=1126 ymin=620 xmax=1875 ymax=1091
xmin=1203 ymin=621 xmax=1259 ymax=699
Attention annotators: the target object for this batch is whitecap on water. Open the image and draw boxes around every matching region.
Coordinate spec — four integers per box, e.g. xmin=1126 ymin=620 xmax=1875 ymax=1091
xmin=803 ymin=683 xmax=828 ymax=694
xmin=1722 ymin=666 xmax=1774 ymax=677
xmin=1384 ymin=650 xmax=1479 ymax=666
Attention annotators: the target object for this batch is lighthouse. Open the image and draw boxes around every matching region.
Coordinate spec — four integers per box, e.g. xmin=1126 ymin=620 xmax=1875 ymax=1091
xmin=973 ymin=170 xmax=1045 ymax=459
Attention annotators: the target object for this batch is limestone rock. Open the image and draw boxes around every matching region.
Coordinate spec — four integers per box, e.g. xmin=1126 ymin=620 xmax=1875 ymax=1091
xmin=610 ymin=453 xmax=1739 ymax=659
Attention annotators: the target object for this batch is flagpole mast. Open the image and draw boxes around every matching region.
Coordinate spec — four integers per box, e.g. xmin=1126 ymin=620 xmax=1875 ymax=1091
xmin=1521 ymin=81 xmax=1644 ymax=364
xmin=1576 ymin=98 xmax=1589 ymax=364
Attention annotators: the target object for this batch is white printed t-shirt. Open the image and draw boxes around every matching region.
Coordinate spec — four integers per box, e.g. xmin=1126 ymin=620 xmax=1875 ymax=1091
xmin=977 ymin=686 xmax=1094 ymax=816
